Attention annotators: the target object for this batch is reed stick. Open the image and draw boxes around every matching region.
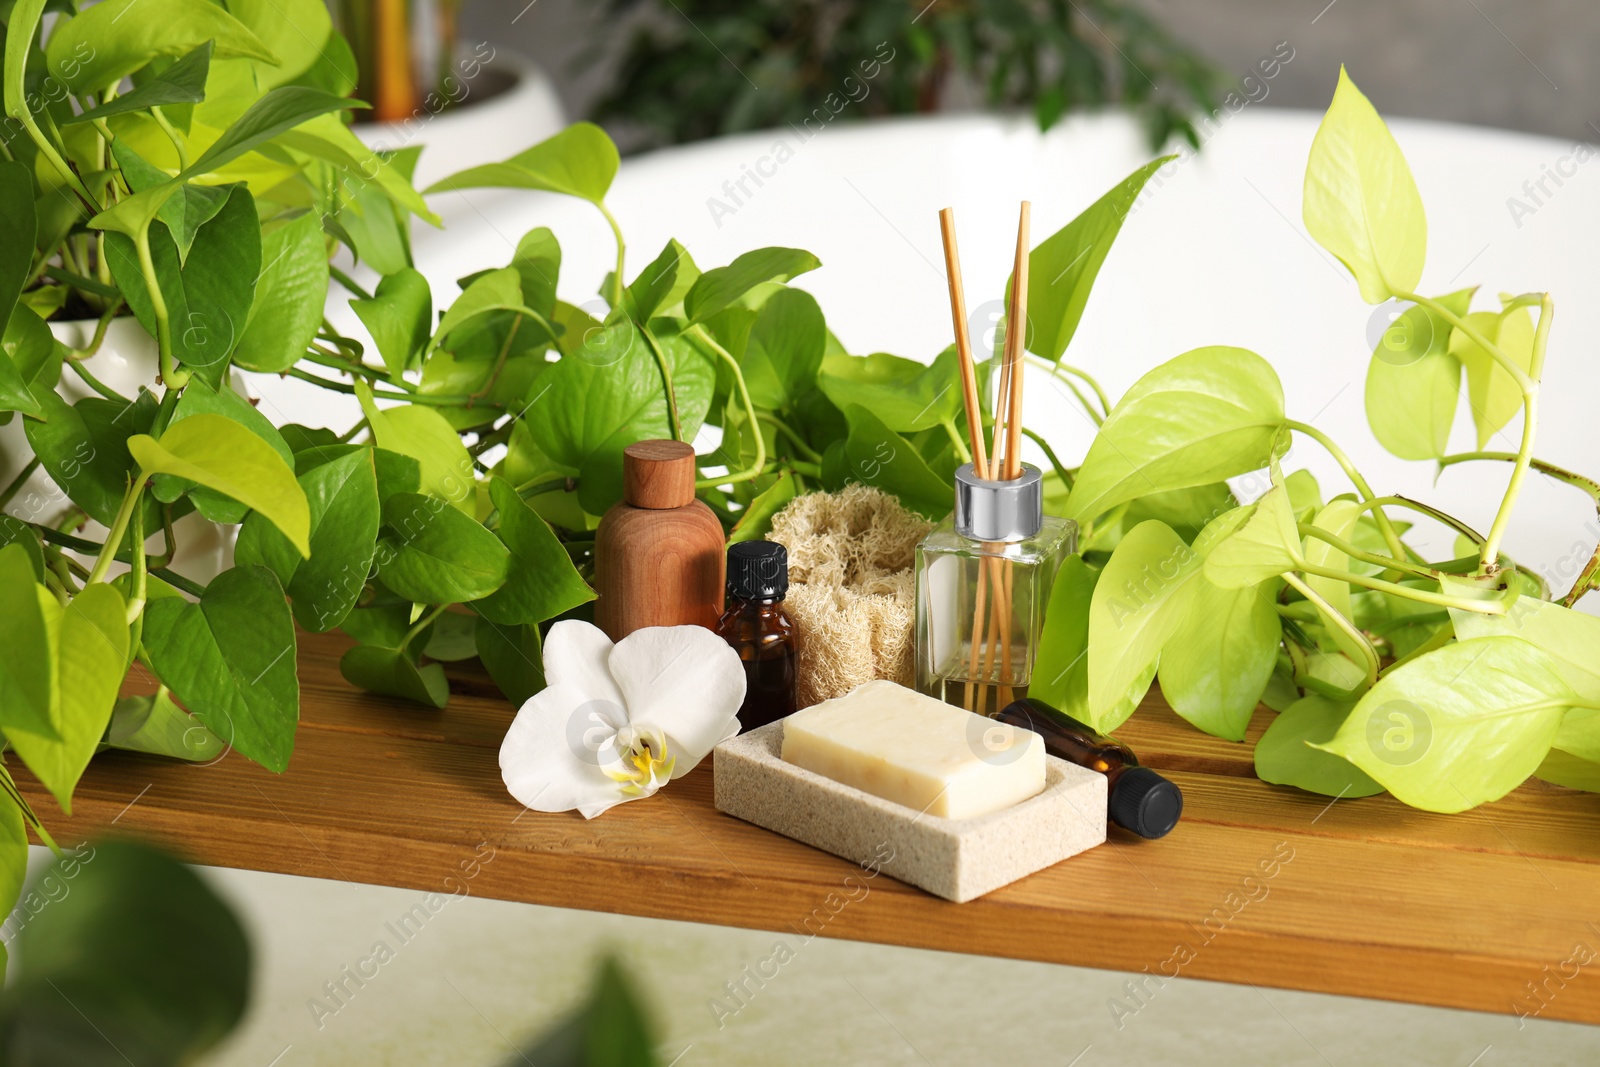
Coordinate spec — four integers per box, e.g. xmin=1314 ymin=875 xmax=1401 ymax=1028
xmin=938 ymin=208 xmax=990 ymax=480
xmin=936 ymin=201 xmax=1031 ymax=715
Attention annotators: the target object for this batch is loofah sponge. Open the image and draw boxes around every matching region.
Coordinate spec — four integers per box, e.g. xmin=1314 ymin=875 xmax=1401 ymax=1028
xmin=766 ymin=485 xmax=936 ymax=707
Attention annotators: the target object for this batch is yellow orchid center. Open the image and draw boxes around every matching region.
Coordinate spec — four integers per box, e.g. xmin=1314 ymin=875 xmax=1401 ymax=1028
xmin=602 ymin=728 xmax=676 ymax=797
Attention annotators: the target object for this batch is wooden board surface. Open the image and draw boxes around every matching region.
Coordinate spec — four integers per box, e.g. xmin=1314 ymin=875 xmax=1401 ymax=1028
xmin=16 ymin=630 xmax=1600 ymax=1026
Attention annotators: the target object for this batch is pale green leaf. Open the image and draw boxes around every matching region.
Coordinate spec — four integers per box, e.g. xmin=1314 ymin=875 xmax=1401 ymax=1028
xmin=9 ymin=584 xmax=128 ymax=814
xmin=129 ymin=413 xmax=310 ymax=555
xmin=423 ymin=122 xmax=619 ymax=203
xmin=1254 ymin=695 xmax=1384 ymax=797
xmin=1066 ymin=346 xmax=1285 ymax=523
xmin=357 ymin=382 xmax=477 ymax=512
xmin=1302 ymin=66 xmax=1426 ymax=303
xmin=1087 ymin=520 xmax=1201 ymax=729
xmin=1450 ymin=306 xmax=1534 ymax=450
xmin=1316 ymin=636 xmax=1573 ymax=812
xmin=1364 ymin=289 xmax=1473 ymax=460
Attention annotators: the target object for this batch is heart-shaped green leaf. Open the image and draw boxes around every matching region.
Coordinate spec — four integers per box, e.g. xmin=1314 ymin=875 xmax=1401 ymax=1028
xmin=105 ymin=690 xmax=227 ymax=762
xmin=626 ymin=238 xmax=697 ymax=322
xmin=351 ymin=269 xmax=432 ymax=379
xmin=339 ymin=644 xmax=449 ymax=708
xmin=1364 ymin=289 xmax=1472 ymax=460
xmin=378 ymin=492 xmax=510 ymax=604
xmin=827 ymin=405 xmax=951 ymax=519
xmin=236 ymin=449 xmax=380 ymax=632
xmin=1087 ymin=519 xmax=1202 ymax=730
xmin=357 ymin=382 xmax=478 ymax=512
xmin=130 ymin=413 xmax=310 ymax=556
xmin=1027 ymin=156 xmax=1172 ymax=362
xmin=8 ymin=582 xmax=128 ymax=814
xmin=475 ymin=617 xmax=545 ymax=706
xmin=0 ymin=544 xmax=55 ymax=741
xmin=1450 ymin=306 xmax=1534 ymax=450
xmin=45 ymin=0 xmax=275 ymax=94
xmin=684 ymin=248 xmax=821 ymax=324
xmin=233 ymin=212 xmax=329 ymax=373
xmin=1316 ymin=636 xmax=1573 ymax=812
xmin=1067 ymin=346 xmax=1285 ymax=524
xmin=1303 ymin=67 xmax=1426 ymax=303
xmin=1254 ymin=695 xmax=1384 ymax=797
xmin=65 ymin=41 xmax=212 ymax=125
xmin=423 ymin=122 xmax=619 ymax=203
xmin=472 ymin=477 xmax=595 ymax=625
xmin=143 ymin=565 xmax=299 ymax=773
xmin=818 ymin=347 xmax=964 ymax=434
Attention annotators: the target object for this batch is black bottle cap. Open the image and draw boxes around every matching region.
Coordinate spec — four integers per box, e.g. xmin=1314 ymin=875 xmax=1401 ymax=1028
xmin=1109 ymin=766 xmax=1183 ymax=839
xmin=727 ymin=540 xmax=788 ymax=599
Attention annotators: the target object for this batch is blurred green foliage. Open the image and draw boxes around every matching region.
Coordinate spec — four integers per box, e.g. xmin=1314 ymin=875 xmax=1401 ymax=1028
xmin=593 ymin=0 xmax=1223 ymax=149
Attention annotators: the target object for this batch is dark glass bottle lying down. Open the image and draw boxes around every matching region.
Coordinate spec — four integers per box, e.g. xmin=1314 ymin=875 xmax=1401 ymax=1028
xmin=997 ymin=698 xmax=1183 ymax=839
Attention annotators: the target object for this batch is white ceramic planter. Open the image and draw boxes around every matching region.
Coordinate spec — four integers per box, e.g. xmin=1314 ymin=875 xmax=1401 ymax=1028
xmin=353 ymin=46 xmax=565 ymax=191
xmin=0 ymin=316 xmax=239 ymax=585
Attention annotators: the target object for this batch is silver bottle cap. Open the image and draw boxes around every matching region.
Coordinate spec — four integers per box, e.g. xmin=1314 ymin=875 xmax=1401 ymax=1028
xmin=954 ymin=463 xmax=1043 ymax=542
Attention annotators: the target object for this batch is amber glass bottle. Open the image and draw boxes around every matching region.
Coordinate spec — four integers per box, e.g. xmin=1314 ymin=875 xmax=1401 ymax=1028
xmin=717 ymin=541 xmax=798 ymax=732
xmin=997 ymin=697 xmax=1183 ymax=839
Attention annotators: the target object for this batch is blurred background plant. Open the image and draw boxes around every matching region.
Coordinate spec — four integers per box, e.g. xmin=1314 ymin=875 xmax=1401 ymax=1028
xmin=591 ymin=0 xmax=1224 ymax=150
xmin=0 ymin=839 xmax=657 ymax=1066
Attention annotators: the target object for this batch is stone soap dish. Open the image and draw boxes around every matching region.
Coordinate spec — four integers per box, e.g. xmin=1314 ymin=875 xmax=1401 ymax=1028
xmin=713 ymin=722 xmax=1107 ymax=903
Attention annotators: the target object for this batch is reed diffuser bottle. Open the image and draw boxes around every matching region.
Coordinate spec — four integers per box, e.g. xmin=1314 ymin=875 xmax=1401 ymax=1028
xmin=916 ymin=200 xmax=1076 ymax=715
xmin=914 ymin=465 xmax=1075 ymax=715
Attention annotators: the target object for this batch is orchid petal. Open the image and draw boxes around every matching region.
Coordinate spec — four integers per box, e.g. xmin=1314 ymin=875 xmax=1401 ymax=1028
xmin=543 ymin=620 xmax=624 ymax=708
xmin=499 ymin=682 xmax=636 ymax=819
xmin=609 ymin=625 xmax=747 ymax=764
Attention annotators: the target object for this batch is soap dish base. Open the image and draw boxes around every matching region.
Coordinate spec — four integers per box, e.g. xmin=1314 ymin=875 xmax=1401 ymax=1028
xmin=713 ymin=722 xmax=1107 ymax=903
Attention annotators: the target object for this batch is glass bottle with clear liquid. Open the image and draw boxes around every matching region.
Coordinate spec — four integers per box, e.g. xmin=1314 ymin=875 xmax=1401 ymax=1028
xmin=914 ymin=463 xmax=1075 ymax=716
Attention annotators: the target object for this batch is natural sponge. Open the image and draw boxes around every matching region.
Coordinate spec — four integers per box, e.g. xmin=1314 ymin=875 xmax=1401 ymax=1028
xmin=766 ymin=485 xmax=936 ymax=708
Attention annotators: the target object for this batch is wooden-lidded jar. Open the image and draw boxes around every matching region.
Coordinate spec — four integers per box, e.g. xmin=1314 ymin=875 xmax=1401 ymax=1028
xmin=593 ymin=440 xmax=726 ymax=640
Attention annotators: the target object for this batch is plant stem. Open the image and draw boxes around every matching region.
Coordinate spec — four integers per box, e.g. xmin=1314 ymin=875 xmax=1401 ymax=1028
xmin=1027 ymin=354 xmax=1108 ymax=423
xmin=285 ymin=367 xmax=495 ymax=408
xmin=1021 ymin=426 xmax=1073 ymax=489
xmin=0 ymin=458 xmax=40 ymax=509
xmin=1401 ymin=290 xmax=1535 ymax=392
xmin=758 ymin=413 xmax=822 ymax=463
xmin=134 ymin=228 xmax=186 ymax=388
xmin=1295 ymin=559 xmax=1505 ymax=614
xmin=400 ymin=603 xmax=448 ymax=651
xmin=150 ymin=106 xmax=189 ymax=169
xmin=637 ymin=325 xmax=681 ymax=441
xmin=516 ymin=476 xmax=572 ymax=498
xmin=127 ymin=490 xmax=147 ymax=625
xmin=69 ymin=298 xmax=124 ymax=360
xmin=1482 ymin=294 xmax=1552 ymax=573
xmin=1437 ymin=451 xmax=1600 ymax=501
xmin=66 ymin=357 xmax=130 ymax=402
xmin=1296 ymin=524 xmax=1439 ymax=581
xmin=597 ymin=200 xmax=626 ymax=310
xmin=940 ymin=418 xmax=971 ymax=464
xmin=688 ymin=326 xmax=766 ymax=488
xmin=1284 ymin=419 xmax=1406 ymax=560
xmin=150 ymin=567 xmax=207 ymax=598
xmin=1281 ymin=572 xmax=1379 ymax=689
xmin=329 ymin=265 xmax=374 ymax=301
xmin=1401 ymin=290 xmax=1550 ymax=575
xmin=0 ymin=764 xmax=60 ymax=854
xmin=88 ymin=478 xmax=144 ymax=585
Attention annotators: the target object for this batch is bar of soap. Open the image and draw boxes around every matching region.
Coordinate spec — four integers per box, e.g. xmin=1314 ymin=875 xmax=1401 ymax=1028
xmin=780 ymin=680 xmax=1045 ymax=819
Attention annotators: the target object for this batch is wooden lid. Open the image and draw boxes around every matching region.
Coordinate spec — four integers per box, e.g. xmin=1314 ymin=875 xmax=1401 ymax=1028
xmin=622 ymin=440 xmax=696 ymax=509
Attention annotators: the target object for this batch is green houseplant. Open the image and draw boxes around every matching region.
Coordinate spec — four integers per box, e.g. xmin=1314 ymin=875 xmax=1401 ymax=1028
xmin=0 ymin=0 xmax=443 ymax=942
xmin=595 ymin=0 xmax=1224 ymax=149
xmin=2 ymin=0 xmax=1597 ymax=971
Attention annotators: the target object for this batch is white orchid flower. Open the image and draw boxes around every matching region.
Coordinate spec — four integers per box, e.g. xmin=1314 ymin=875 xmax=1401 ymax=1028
xmin=499 ymin=621 xmax=747 ymax=818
